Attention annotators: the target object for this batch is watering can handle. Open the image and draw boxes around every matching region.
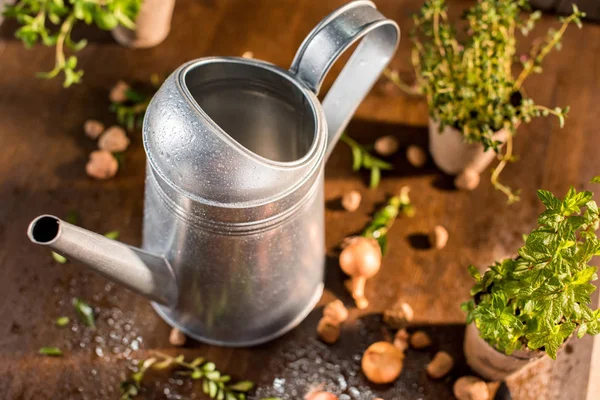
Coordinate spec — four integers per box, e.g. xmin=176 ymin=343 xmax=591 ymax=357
xmin=290 ymin=1 xmax=400 ymax=159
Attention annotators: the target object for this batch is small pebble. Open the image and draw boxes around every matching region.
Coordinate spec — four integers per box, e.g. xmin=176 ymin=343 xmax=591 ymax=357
xmin=410 ymin=331 xmax=432 ymax=349
xmin=374 ymin=135 xmax=399 ymax=157
xmin=110 ymin=80 xmax=130 ymax=103
xmin=98 ymin=126 xmax=130 ymax=153
xmin=341 ymin=190 xmax=361 ymax=212
xmin=383 ymin=300 xmax=414 ymax=329
xmin=393 ymin=329 xmax=410 ymax=352
xmin=317 ymin=317 xmax=341 ymax=344
xmin=426 ymin=351 xmax=454 ymax=379
xmin=453 ymin=376 xmax=490 ymax=400
xmin=84 ymin=120 xmax=105 ymax=140
xmin=455 ymin=168 xmax=480 ymax=191
xmin=241 ymin=51 xmax=254 ymax=59
xmin=406 ymin=145 xmax=427 ymax=167
xmin=429 ymin=225 xmax=449 ymax=250
xmin=323 ymin=299 xmax=348 ymax=325
xmin=86 ymin=150 xmax=118 ymax=180
xmin=169 ymin=327 xmax=186 ymax=346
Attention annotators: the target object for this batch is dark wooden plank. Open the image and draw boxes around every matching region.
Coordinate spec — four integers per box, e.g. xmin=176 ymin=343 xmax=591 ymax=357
xmin=0 ymin=0 xmax=599 ymax=399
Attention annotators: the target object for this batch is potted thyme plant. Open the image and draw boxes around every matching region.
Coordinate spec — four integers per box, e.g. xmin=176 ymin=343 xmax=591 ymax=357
xmin=388 ymin=0 xmax=585 ymax=202
xmin=2 ymin=0 xmax=175 ymax=87
xmin=461 ymin=178 xmax=600 ymax=380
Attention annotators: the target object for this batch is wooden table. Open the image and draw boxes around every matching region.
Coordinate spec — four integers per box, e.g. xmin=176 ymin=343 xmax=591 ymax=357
xmin=1 ymin=1 xmax=599 ymax=399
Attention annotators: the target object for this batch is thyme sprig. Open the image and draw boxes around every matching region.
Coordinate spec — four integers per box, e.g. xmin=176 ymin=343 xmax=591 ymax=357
xmin=362 ymin=187 xmax=413 ymax=254
xmin=3 ymin=0 xmax=142 ymax=87
xmin=340 ymin=134 xmax=393 ymax=189
xmin=120 ymin=352 xmax=255 ymax=400
xmin=462 ymin=179 xmax=600 ymax=359
xmin=387 ymin=0 xmax=585 ymax=201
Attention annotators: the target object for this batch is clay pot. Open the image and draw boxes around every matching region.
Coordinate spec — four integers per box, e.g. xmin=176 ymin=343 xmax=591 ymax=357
xmin=428 ymin=118 xmax=508 ymax=175
xmin=112 ymin=0 xmax=176 ymax=48
xmin=464 ymin=323 xmax=544 ymax=381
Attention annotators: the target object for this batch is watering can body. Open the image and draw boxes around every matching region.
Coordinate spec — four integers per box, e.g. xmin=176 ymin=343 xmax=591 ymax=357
xmin=28 ymin=1 xmax=399 ymax=346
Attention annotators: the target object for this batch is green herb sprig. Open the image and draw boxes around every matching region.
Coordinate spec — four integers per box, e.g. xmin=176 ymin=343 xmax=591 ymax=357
xmin=3 ymin=0 xmax=142 ymax=87
xmin=340 ymin=133 xmax=393 ymax=189
xmin=389 ymin=0 xmax=585 ymax=201
xmin=39 ymin=346 xmax=63 ymax=356
xmin=462 ymin=178 xmax=600 ymax=359
xmin=362 ymin=187 xmax=413 ymax=254
xmin=73 ymin=297 xmax=95 ymax=329
xmin=120 ymin=352 xmax=255 ymax=400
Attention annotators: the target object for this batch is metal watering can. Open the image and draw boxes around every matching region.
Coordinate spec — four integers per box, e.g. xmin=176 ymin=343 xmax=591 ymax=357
xmin=28 ymin=1 xmax=399 ymax=346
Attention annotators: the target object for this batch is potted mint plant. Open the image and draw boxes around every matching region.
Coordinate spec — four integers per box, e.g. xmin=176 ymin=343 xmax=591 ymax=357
xmin=461 ymin=179 xmax=600 ymax=380
xmin=388 ymin=0 xmax=585 ymax=202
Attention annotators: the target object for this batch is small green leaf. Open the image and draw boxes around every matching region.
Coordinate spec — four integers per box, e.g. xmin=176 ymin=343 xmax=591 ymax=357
xmin=591 ymin=176 xmax=600 ymax=184
xmin=55 ymin=316 xmax=70 ymax=327
xmin=73 ymin=298 xmax=95 ymax=329
xmin=227 ymin=380 xmax=255 ymax=392
xmin=52 ymin=251 xmax=67 ymax=264
xmin=104 ymin=231 xmax=120 ymax=240
xmin=39 ymin=347 xmax=63 ymax=356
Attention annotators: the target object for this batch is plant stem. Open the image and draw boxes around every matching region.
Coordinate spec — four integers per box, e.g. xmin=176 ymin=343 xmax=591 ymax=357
xmin=514 ymin=15 xmax=576 ymax=90
xmin=490 ymin=132 xmax=519 ymax=203
xmin=382 ymin=68 xmax=421 ymax=95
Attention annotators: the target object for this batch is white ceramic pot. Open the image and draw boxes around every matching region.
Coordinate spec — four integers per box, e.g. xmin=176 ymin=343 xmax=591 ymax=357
xmin=428 ymin=118 xmax=508 ymax=175
xmin=464 ymin=323 xmax=544 ymax=381
xmin=112 ymin=0 xmax=176 ymax=48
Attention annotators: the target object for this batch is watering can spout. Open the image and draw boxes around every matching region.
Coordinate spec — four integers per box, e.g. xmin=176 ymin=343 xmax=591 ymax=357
xmin=27 ymin=215 xmax=177 ymax=307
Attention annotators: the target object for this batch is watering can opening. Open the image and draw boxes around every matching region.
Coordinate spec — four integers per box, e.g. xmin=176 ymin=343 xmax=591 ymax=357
xmin=182 ymin=59 xmax=318 ymax=163
xmin=28 ymin=215 xmax=60 ymax=244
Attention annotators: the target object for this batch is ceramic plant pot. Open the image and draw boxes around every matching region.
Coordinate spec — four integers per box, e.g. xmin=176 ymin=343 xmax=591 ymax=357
xmin=428 ymin=118 xmax=508 ymax=176
xmin=112 ymin=0 xmax=176 ymax=48
xmin=464 ymin=323 xmax=544 ymax=381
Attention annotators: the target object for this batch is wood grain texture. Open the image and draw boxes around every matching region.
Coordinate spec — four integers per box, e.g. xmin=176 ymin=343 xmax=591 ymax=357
xmin=0 ymin=0 xmax=599 ymax=399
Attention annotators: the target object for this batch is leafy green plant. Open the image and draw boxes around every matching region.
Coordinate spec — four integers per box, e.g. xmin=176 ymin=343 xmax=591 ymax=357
xmin=340 ymin=133 xmax=393 ymax=189
xmin=120 ymin=352 xmax=255 ymax=400
xmin=391 ymin=0 xmax=585 ymax=202
xmin=462 ymin=178 xmax=600 ymax=359
xmin=3 ymin=0 xmax=141 ymax=87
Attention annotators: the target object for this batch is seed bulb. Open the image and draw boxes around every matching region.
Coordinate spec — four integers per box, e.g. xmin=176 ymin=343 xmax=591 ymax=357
xmin=361 ymin=341 xmax=404 ymax=384
xmin=393 ymin=329 xmax=410 ymax=352
xmin=341 ymin=190 xmax=361 ymax=212
xmin=305 ymin=391 xmax=338 ymax=400
xmin=84 ymin=119 xmax=105 ymax=140
xmin=339 ymin=237 xmax=382 ymax=309
xmin=98 ymin=126 xmax=130 ymax=153
xmin=453 ymin=376 xmax=490 ymax=400
xmin=110 ymin=80 xmax=130 ymax=103
xmin=86 ymin=150 xmax=118 ymax=180
xmin=426 ymin=351 xmax=454 ymax=379
xmin=406 ymin=145 xmax=427 ymax=167
xmin=410 ymin=331 xmax=432 ymax=349
xmin=429 ymin=225 xmax=449 ymax=250
xmin=169 ymin=327 xmax=186 ymax=346
xmin=383 ymin=300 xmax=414 ymax=329
xmin=374 ymin=135 xmax=399 ymax=157
xmin=323 ymin=300 xmax=348 ymax=325
xmin=455 ymin=168 xmax=480 ymax=191
xmin=317 ymin=317 xmax=341 ymax=344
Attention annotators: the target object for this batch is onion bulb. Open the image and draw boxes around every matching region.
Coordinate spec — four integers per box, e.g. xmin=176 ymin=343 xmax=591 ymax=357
xmin=361 ymin=341 xmax=404 ymax=384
